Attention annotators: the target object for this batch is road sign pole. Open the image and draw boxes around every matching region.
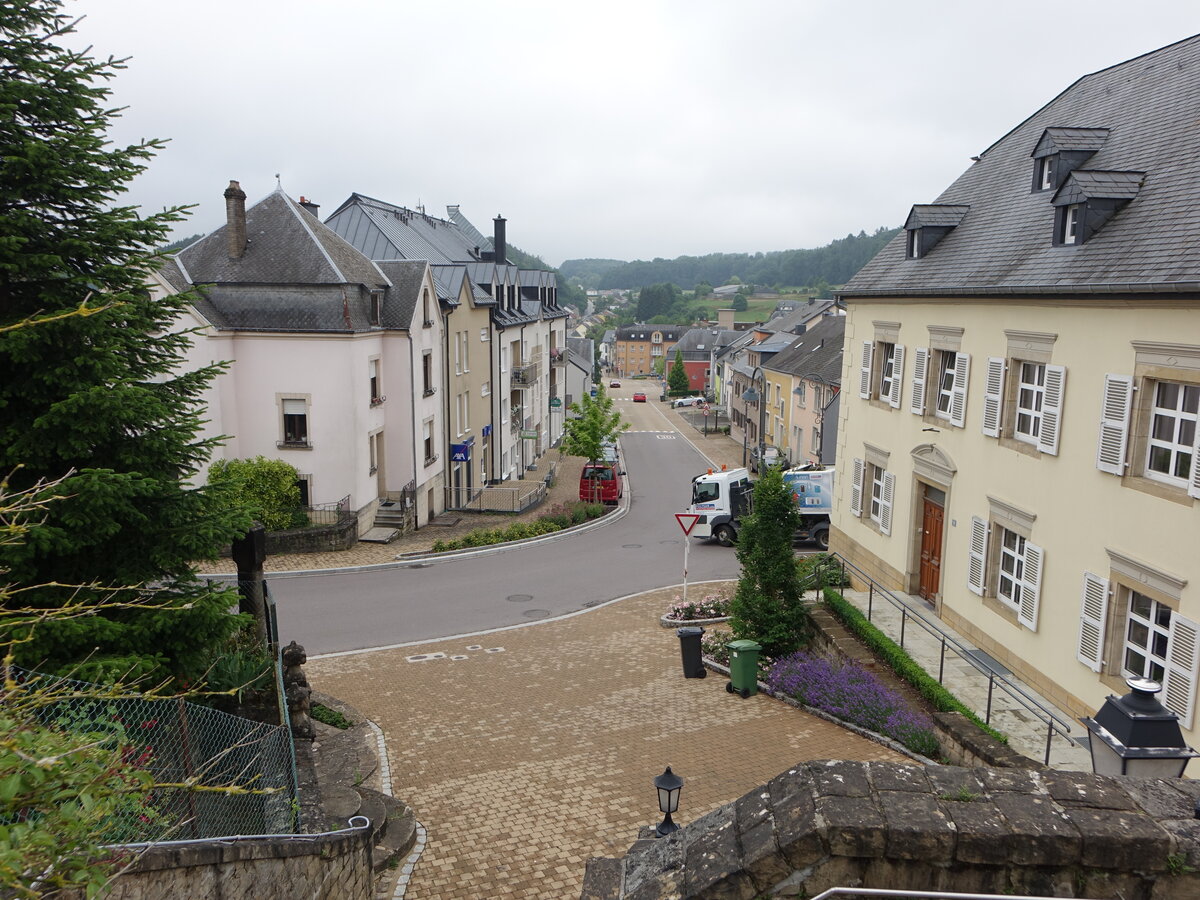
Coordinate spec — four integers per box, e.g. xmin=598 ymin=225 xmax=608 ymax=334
xmin=683 ymin=534 xmax=689 ymax=604
xmin=674 ymin=513 xmax=701 ymax=604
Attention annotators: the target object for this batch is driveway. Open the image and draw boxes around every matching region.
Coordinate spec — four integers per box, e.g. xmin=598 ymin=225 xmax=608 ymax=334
xmin=307 ymin=585 xmax=907 ymax=899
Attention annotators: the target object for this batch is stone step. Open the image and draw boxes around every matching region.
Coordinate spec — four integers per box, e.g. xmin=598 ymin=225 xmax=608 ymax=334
xmin=360 ymin=526 xmax=400 ymax=543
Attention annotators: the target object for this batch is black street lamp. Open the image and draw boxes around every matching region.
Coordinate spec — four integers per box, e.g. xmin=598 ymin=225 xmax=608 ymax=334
xmin=1080 ymin=677 xmax=1199 ymax=778
xmin=653 ymin=766 xmax=684 ymax=837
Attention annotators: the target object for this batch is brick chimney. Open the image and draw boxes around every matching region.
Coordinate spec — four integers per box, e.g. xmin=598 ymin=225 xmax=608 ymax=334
xmin=298 ymin=196 xmax=319 ymax=218
xmin=493 ymin=215 xmax=507 ymax=265
xmin=224 ymin=180 xmax=247 ymax=259
xmin=717 ymin=308 xmax=735 ymax=330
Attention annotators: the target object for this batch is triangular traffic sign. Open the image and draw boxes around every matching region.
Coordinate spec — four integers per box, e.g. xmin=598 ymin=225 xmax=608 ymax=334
xmin=675 ymin=513 xmax=701 ymax=536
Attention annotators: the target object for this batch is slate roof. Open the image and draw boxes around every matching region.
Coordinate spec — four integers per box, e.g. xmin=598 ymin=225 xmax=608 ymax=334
xmin=766 ymin=300 xmax=837 ymax=334
xmin=376 ymin=260 xmax=430 ymax=329
xmin=762 ymin=315 xmax=846 ymax=385
xmin=905 ymin=205 xmax=970 ymax=228
xmin=186 ymin=285 xmax=381 ymax=333
xmin=841 ymin=35 xmax=1200 ymax=298
xmin=673 ymin=327 xmax=742 ymax=356
xmin=1033 ymin=127 xmax=1110 ymax=156
xmin=178 ymin=189 xmax=388 ymax=289
xmin=1056 ymin=169 xmax=1145 ymax=202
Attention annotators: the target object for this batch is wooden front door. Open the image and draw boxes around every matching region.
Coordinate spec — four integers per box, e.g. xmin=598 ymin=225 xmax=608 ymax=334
xmin=918 ymin=496 xmax=944 ymax=603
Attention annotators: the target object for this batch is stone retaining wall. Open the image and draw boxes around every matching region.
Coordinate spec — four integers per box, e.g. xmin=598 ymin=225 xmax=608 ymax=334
xmin=76 ymin=826 xmax=373 ymax=900
xmin=580 ymin=760 xmax=1200 ymax=900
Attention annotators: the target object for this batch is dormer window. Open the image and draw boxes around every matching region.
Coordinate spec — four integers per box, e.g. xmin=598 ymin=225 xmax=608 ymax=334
xmin=904 ymin=204 xmax=969 ymax=259
xmin=1030 ymin=127 xmax=1109 ymax=192
xmin=1038 ymin=157 xmax=1055 ymax=191
xmin=1051 ymin=170 xmax=1143 ymax=247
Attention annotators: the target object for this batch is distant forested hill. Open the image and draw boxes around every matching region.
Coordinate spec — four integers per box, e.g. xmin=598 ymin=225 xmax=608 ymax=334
xmin=582 ymin=228 xmax=899 ymax=291
xmin=558 ymin=258 xmax=628 ymax=285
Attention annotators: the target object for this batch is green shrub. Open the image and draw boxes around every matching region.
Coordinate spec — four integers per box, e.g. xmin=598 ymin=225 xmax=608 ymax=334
xmin=429 ymin=501 xmax=609 ymax=551
xmin=208 ymin=456 xmax=303 ymax=532
xmin=822 ymin=588 xmax=1007 ymax=743
xmin=311 ymin=703 xmax=353 ymax=729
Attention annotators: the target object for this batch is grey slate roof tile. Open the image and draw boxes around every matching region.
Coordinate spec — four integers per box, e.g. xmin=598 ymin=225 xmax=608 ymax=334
xmin=842 ymin=35 xmax=1200 ymax=298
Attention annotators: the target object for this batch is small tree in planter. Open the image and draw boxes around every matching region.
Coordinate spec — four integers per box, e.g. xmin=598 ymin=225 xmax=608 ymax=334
xmin=729 ymin=466 xmax=810 ymax=659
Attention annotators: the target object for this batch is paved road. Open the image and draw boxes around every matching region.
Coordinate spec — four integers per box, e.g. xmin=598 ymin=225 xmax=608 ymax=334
xmin=273 ymin=391 xmax=741 ymax=654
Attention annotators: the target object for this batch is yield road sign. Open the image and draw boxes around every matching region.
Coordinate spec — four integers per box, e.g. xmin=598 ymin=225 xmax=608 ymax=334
xmin=675 ymin=513 xmax=701 ymax=536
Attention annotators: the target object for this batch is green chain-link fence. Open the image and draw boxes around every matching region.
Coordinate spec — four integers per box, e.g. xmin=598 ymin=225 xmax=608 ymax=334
xmin=11 ymin=665 xmax=299 ymax=842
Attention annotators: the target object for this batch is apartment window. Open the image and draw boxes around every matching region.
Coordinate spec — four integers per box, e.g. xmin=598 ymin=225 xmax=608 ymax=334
xmin=1146 ymin=381 xmax=1199 ymax=488
xmin=912 ymin=349 xmax=970 ymax=427
xmin=295 ymin=474 xmax=311 ymax=506
xmin=462 ymin=331 xmax=469 ymax=372
xmin=1123 ymin=591 xmax=1172 ymax=685
xmin=795 ymin=382 xmax=806 ymax=408
xmin=460 ymin=392 xmax=470 ymax=434
xmin=858 ymin=337 xmax=904 ymax=409
xmin=1059 ymin=204 xmax=1080 ymax=245
xmin=481 ymin=380 xmax=491 ymax=397
xmin=1013 ymin=362 xmax=1046 ymax=445
xmin=982 ymin=333 xmax=1063 ymax=455
xmin=422 ymin=289 xmax=433 ymax=326
xmin=480 ymin=327 xmax=490 ymax=342
xmin=1098 ymin=343 xmax=1200 ymax=499
xmin=906 ymin=228 xmax=921 ymax=259
xmin=1038 ymin=156 xmax=1055 ymax=191
xmin=966 ymin=511 xmax=1042 ymax=631
xmin=369 ymin=358 xmax=383 ymax=406
xmin=423 ymin=419 xmax=436 ymax=465
xmin=422 ymin=351 xmax=434 ymax=396
xmin=811 ymin=427 xmax=820 ymax=454
xmin=281 ymin=399 xmax=309 ymax=447
xmin=454 ymin=331 xmax=462 ymax=374
xmin=369 ymin=291 xmax=383 ymax=327
xmin=849 ymin=456 xmax=894 ymax=536
xmin=368 ymin=432 xmax=379 ymax=475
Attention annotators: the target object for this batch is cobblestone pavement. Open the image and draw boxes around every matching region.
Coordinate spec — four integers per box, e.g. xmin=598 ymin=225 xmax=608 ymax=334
xmin=308 ymin=585 xmax=907 ymax=900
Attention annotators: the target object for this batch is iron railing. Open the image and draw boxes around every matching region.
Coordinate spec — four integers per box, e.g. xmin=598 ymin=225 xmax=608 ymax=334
xmin=816 ymin=553 xmax=1075 ymax=765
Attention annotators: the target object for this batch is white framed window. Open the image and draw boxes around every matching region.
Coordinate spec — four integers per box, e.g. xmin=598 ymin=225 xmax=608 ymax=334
xmin=423 ymin=418 xmax=436 ymax=464
xmin=1145 ymin=381 xmax=1199 ymax=488
xmin=906 ymin=229 xmax=921 ymax=259
xmin=422 ymin=351 xmax=434 ymax=396
xmin=454 ymin=331 xmax=462 ymax=375
xmin=482 ymin=380 xmax=491 ymax=397
xmin=369 ymin=291 xmax=383 ymax=326
xmin=369 ymin=358 xmax=382 ymax=405
xmin=859 ymin=340 xmax=904 ymax=408
xmin=368 ymin=431 xmax=379 ymax=475
xmin=1014 ymin=361 xmax=1046 ymax=445
xmin=1061 ymin=204 xmax=1080 ymax=245
xmin=480 ymin=327 xmax=490 ymax=342
xmin=850 ymin=457 xmax=893 ymax=535
xmin=929 ymin=350 xmax=969 ymax=427
xmin=1123 ymin=591 xmax=1172 ymax=685
xmin=281 ymin=398 xmax=309 ymax=447
xmin=795 ymin=382 xmax=806 ymax=408
xmin=422 ymin=289 xmax=433 ymax=326
xmin=967 ymin=517 xmax=1042 ymax=631
xmin=1038 ymin=156 xmax=1055 ymax=191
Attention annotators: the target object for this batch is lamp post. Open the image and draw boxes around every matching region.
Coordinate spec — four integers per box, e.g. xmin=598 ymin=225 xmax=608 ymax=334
xmin=1080 ymin=677 xmax=1200 ymax=778
xmin=653 ymin=766 xmax=684 ymax=837
xmin=795 ymin=372 xmax=839 ymax=466
xmin=740 ymin=365 xmax=766 ymax=469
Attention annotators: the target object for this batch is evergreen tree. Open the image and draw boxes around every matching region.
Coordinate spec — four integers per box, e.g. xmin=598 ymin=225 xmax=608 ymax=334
xmin=667 ymin=349 xmax=689 ymax=393
xmin=729 ymin=467 xmax=810 ymax=660
xmin=0 ymin=2 xmax=250 ymax=682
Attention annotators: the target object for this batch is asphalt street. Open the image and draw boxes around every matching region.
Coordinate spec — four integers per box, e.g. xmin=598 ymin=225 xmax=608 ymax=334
xmin=272 ymin=393 xmax=741 ymax=654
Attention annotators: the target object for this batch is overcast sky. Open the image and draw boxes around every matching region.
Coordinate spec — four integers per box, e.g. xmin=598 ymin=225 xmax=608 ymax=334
xmin=67 ymin=0 xmax=1197 ymax=267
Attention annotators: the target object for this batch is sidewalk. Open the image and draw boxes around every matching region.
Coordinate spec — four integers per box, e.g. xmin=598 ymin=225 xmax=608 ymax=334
xmin=307 ymin=584 xmax=908 ymax=900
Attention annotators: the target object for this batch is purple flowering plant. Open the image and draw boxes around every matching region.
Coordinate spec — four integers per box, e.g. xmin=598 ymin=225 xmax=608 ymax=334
xmin=766 ymin=652 xmax=939 ymax=757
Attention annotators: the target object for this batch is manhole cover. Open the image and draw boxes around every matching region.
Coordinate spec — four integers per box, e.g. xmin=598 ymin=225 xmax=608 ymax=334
xmin=407 ymin=562 xmax=431 ymax=569
xmin=522 ymin=609 xmax=550 ymax=619
xmin=506 ymin=593 xmax=534 ymax=603
xmin=622 ymin=543 xmax=642 ymax=549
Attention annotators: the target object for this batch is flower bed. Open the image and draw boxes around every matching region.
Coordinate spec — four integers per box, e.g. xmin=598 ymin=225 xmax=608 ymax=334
xmin=765 ymin=651 xmax=939 ymax=757
xmin=660 ymin=590 xmax=732 ymax=627
xmin=430 ymin=501 xmax=606 ymax=552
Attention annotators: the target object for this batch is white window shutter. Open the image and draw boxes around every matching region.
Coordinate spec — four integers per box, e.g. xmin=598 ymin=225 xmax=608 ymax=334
xmin=1017 ymin=541 xmax=1043 ymax=631
xmin=1096 ymin=374 xmax=1133 ymax=475
xmin=850 ymin=458 xmax=864 ymax=517
xmin=858 ymin=341 xmax=874 ymax=399
xmin=981 ymin=356 xmax=1006 ymax=437
xmin=910 ymin=347 xmax=928 ymax=416
xmin=1164 ymin=613 xmax=1200 ymax=729
xmin=950 ymin=353 xmax=971 ymax=428
xmin=888 ymin=345 xmax=905 ymax=409
xmin=967 ymin=515 xmax=988 ymax=596
xmin=1037 ymin=365 xmax=1066 ymax=456
xmin=1189 ymin=422 xmax=1200 ymax=500
xmin=1077 ymin=572 xmax=1109 ymax=672
xmin=879 ymin=471 xmax=895 ymax=535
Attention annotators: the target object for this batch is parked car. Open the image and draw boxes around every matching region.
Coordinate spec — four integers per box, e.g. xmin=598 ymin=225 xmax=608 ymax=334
xmin=632 ymin=392 xmax=647 ymax=402
xmin=609 ymin=380 xmax=621 ymax=388
xmin=579 ymin=463 xmax=623 ymax=505
xmin=671 ymin=396 xmax=705 ymax=409
xmin=749 ymin=445 xmax=782 ymax=473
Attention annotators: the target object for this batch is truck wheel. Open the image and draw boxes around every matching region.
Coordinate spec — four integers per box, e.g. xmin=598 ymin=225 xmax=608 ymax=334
xmin=815 ymin=529 xmax=830 ymax=551
xmin=714 ymin=525 xmax=736 ymax=546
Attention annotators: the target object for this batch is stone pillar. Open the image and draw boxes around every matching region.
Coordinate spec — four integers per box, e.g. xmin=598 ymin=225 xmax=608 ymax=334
xmin=282 ymin=641 xmax=314 ymax=741
xmin=231 ymin=523 xmax=267 ymax=646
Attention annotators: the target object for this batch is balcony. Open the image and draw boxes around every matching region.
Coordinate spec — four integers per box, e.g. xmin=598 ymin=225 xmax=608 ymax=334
xmin=549 ymin=348 xmax=566 ymax=367
xmin=511 ymin=362 xmax=539 ymax=387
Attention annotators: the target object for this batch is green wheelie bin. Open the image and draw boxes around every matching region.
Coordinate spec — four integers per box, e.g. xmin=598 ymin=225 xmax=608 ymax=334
xmin=725 ymin=639 xmax=761 ymax=698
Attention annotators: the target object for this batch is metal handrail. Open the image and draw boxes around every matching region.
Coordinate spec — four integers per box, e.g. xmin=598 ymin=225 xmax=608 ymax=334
xmin=811 ymin=889 xmax=1105 ymax=900
xmin=819 ymin=553 xmax=1074 ymax=765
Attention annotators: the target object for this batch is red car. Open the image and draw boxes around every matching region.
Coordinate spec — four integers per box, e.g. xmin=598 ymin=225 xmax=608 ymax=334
xmin=632 ymin=392 xmax=647 ymax=402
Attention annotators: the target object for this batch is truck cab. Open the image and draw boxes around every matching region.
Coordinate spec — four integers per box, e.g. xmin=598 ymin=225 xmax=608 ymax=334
xmin=686 ymin=467 xmax=752 ymax=546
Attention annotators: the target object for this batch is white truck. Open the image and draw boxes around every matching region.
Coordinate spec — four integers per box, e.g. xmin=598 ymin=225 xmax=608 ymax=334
xmin=685 ymin=464 xmax=834 ymax=550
